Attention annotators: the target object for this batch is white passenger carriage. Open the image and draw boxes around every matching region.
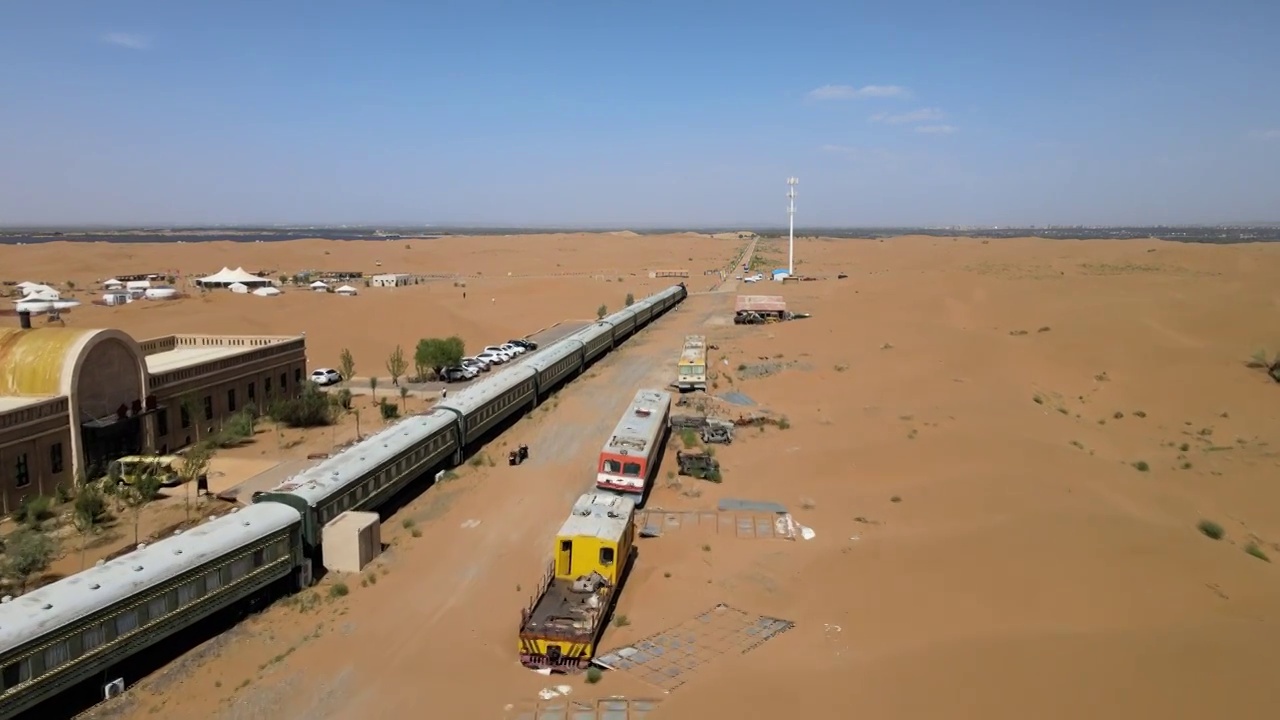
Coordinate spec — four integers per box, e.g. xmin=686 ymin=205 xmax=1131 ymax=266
xmin=595 ymin=389 xmax=672 ymax=497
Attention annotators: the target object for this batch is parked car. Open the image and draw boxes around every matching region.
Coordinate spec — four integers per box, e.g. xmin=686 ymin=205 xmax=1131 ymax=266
xmin=462 ymin=356 xmax=491 ymax=372
xmin=310 ymin=368 xmax=342 ymax=386
xmin=482 ymin=345 xmax=515 ymax=360
xmin=476 ymin=350 xmax=507 ymax=365
xmin=442 ymin=365 xmax=478 ymax=383
xmin=508 ymin=338 xmax=538 ymax=351
xmin=499 ymin=342 xmax=526 ymax=356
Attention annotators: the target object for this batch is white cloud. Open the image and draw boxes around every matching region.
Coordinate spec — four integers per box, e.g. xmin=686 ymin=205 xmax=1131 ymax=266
xmin=915 ymin=124 xmax=958 ymax=135
xmin=870 ymin=107 xmax=946 ymax=125
xmin=102 ymin=32 xmax=150 ymax=50
xmin=1250 ymin=129 xmax=1280 ymax=141
xmin=807 ymin=84 xmax=910 ymax=101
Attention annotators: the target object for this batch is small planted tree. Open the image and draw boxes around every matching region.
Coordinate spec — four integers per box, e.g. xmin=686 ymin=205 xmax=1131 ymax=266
xmin=5 ymin=529 xmax=56 ymax=592
xmin=269 ymin=385 xmax=334 ymax=427
xmin=339 ymin=348 xmax=356 ymax=386
xmin=379 ymin=398 xmax=400 ymax=420
xmin=179 ymin=441 xmax=215 ymax=521
xmin=625 ymin=292 xmax=635 ymax=307
xmin=369 ymin=376 xmax=378 ymax=399
xmin=597 ymin=304 xmax=608 ymax=320
xmin=73 ymin=482 xmax=110 ymax=569
xmin=399 ymin=385 xmax=409 ymax=412
xmin=180 ymin=393 xmax=203 ymax=444
xmin=123 ymin=467 xmax=165 ymax=546
xmin=386 ymin=345 xmax=407 ymax=387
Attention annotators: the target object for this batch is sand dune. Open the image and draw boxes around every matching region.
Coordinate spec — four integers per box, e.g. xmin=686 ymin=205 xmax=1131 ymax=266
xmin=12 ymin=234 xmax=1280 ymax=720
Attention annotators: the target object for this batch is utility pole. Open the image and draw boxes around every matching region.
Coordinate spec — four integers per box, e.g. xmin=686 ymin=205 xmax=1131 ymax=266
xmin=786 ymin=177 xmax=799 ymax=275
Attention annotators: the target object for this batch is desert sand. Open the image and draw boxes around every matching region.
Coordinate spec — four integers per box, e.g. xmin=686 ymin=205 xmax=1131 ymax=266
xmin=7 ymin=233 xmax=1280 ymax=720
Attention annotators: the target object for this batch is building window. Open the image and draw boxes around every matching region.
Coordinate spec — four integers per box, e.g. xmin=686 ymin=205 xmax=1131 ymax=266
xmin=227 ymin=389 xmax=237 ymax=413
xmin=156 ymin=408 xmax=169 ymax=437
xmin=264 ymin=376 xmax=272 ymax=396
xmin=50 ymin=443 xmax=63 ymax=474
xmin=203 ymin=395 xmax=213 ymax=421
xmin=247 ymin=382 xmax=256 ymax=403
xmin=15 ymin=453 xmax=30 ymax=488
xmin=180 ymin=404 xmax=191 ymax=429
xmin=294 ymin=368 xmax=302 ymax=384
xmin=280 ymin=372 xmax=287 ymax=392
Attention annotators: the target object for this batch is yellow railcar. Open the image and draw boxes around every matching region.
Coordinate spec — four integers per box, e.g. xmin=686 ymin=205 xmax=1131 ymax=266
xmin=676 ymin=334 xmax=707 ymax=391
xmin=518 ymin=492 xmax=636 ymax=671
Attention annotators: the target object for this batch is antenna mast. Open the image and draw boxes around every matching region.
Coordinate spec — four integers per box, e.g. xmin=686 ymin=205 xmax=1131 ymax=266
xmin=786 ymin=177 xmax=799 ymax=275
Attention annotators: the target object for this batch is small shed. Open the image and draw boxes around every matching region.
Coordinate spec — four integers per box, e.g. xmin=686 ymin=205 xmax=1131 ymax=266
xmin=770 ymin=268 xmax=790 ymax=281
xmin=322 ymin=511 xmax=382 ymax=574
xmin=101 ymin=291 xmax=131 ymax=307
xmin=371 ymin=273 xmax=412 ymax=288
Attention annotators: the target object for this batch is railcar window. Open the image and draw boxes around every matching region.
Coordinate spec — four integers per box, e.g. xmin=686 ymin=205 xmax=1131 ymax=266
xmin=83 ymin=623 xmax=105 ymax=651
xmin=623 ymin=462 xmax=642 ymax=476
xmin=148 ymin=595 xmax=167 ymax=620
xmin=603 ymin=460 xmax=622 ymax=473
xmin=179 ymin=579 xmax=200 ymax=604
xmin=600 ymin=547 xmax=615 ymax=566
xmin=206 ymin=570 xmax=222 ymax=593
xmin=43 ymin=641 xmax=70 ymax=670
xmin=116 ymin=610 xmax=139 ymax=635
xmin=232 ymin=556 xmax=252 ymax=579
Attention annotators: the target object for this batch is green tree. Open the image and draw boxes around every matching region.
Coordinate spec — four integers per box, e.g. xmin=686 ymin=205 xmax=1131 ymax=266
xmin=399 ymin=385 xmax=409 ymax=412
xmin=179 ymin=393 xmax=203 ymax=444
xmin=597 ymin=304 xmax=608 ymax=320
xmin=386 ymin=345 xmax=407 ymax=386
xmin=122 ymin=466 xmax=165 ymax=546
xmin=369 ymin=376 xmax=378 ymax=399
xmin=5 ymin=529 xmax=56 ymax=592
xmin=624 ymin=292 xmax=635 ymax=307
xmin=414 ymin=336 xmax=465 ymax=380
xmin=339 ymin=348 xmax=356 ymax=386
xmin=179 ymin=441 xmax=215 ymax=522
xmin=217 ymin=408 xmax=255 ymax=448
xmin=72 ymin=482 xmax=110 ymax=569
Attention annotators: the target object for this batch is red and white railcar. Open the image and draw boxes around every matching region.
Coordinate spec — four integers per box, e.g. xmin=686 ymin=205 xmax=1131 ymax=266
xmin=595 ymin=389 xmax=672 ymax=496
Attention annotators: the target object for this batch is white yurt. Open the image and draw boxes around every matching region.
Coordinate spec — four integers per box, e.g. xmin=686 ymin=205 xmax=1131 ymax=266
xmin=309 ymin=280 xmax=330 ymax=292
xmin=102 ymin=278 xmax=125 ymax=290
xmin=126 ymin=279 xmax=151 ymax=291
xmin=252 ymin=286 xmax=281 ymax=297
xmin=144 ymin=287 xmax=180 ymax=300
xmin=21 ymin=285 xmax=59 ymax=300
xmin=336 ymin=284 xmax=358 ymax=296
xmin=228 ymin=282 xmax=250 ymax=294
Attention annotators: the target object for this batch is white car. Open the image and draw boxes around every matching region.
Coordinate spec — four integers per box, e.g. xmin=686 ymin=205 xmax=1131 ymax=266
xmin=476 ymin=350 xmax=507 ymax=365
xmin=743 ymin=273 xmax=763 ymax=283
xmin=462 ymin=356 xmax=491 ymax=372
xmin=310 ymin=368 xmax=342 ymax=386
xmin=482 ymin=345 xmax=515 ymax=360
xmin=499 ymin=342 xmax=526 ymax=356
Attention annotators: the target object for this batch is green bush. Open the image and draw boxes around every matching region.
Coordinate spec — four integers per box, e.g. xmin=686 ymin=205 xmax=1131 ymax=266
xmin=1197 ymin=519 xmax=1225 ymax=540
xmin=11 ymin=496 xmax=54 ymax=529
xmin=269 ymin=387 xmax=334 ymax=428
xmin=379 ymin=399 xmax=400 ymax=420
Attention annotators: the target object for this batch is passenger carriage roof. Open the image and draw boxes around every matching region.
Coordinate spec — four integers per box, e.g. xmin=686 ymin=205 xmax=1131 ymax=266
xmin=0 ymin=503 xmax=299 ymax=648
xmin=266 ymin=409 xmax=456 ymax=505
xmin=557 ymin=492 xmax=635 ymax=542
xmin=601 ymin=389 xmax=671 ymax=456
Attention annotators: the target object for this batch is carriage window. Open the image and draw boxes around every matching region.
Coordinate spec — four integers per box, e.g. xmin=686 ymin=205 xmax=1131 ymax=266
xmin=603 ymin=459 xmax=622 ymax=473
xmin=43 ymin=641 xmax=71 ymax=671
xmin=253 ymin=547 xmax=266 ymax=566
xmin=115 ymin=610 xmax=139 ymax=635
xmin=2 ymin=661 xmax=17 ymax=689
xmin=599 ymin=547 xmax=615 ymax=566
xmin=206 ymin=570 xmax=223 ymax=593
xmin=148 ymin=595 xmax=167 ymax=621
xmin=178 ymin=579 xmax=201 ymax=605
xmin=623 ymin=462 xmax=642 ymax=476
xmin=83 ymin=623 xmax=105 ymax=651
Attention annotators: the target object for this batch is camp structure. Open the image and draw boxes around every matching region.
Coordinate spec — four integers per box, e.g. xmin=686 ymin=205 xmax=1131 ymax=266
xmin=197 ymin=267 xmax=271 ymax=289
xmin=336 ymin=284 xmax=358 ymax=296
xmin=309 ymin=280 xmax=330 ymax=292
xmin=734 ymin=295 xmax=790 ymax=325
xmin=253 ymin=286 xmax=282 ymax=297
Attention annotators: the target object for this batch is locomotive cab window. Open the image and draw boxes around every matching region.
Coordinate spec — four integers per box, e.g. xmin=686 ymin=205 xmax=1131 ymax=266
xmin=603 ymin=459 xmax=622 ymax=473
xmin=623 ymin=461 xmax=642 ymax=476
xmin=599 ymin=547 xmax=615 ymax=566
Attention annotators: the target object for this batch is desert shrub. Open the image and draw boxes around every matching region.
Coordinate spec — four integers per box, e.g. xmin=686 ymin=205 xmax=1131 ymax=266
xmin=624 ymin=293 xmax=635 ymax=307
xmin=1245 ymin=543 xmax=1270 ymax=562
xmin=379 ymin=399 xmax=400 ymax=420
xmin=596 ymin=304 xmax=608 ymax=320
xmin=1197 ymin=519 xmax=1225 ymax=540
xmin=1131 ymin=460 xmax=1150 ymax=472
xmin=217 ymin=409 xmax=256 ymax=447
xmin=333 ymin=388 xmax=353 ymax=410
xmin=270 ymin=387 xmax=333 ymax=428
xmin=585 ymin=666 xmax=603 ymax=684
xmin=11 ymin=496 xmax=55 ymax=529
xmin=329 ymin=583 xmax=349 ymax=598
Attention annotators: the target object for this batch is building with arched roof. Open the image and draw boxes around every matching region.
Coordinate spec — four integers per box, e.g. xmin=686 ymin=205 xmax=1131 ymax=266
xmin=0 ymin=323 xmax=307 ymax=513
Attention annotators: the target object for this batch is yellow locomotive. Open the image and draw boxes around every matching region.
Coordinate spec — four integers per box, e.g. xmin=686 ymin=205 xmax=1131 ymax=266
xmin=518 ymin=492 xmax=636 ymax=671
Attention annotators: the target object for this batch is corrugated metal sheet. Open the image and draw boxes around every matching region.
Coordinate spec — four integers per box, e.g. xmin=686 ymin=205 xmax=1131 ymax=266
xmin=0 ymin=327 xmax=93 ymax=396
xmin=734 ymin=295 xmax=787 ymax=313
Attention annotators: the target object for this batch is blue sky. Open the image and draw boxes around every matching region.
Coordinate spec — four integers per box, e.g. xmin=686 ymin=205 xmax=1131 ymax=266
xmin=1 ymin=0 xmax=1277 ymax=227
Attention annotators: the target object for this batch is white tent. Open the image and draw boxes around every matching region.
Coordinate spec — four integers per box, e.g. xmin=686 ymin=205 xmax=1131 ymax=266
xmin=15 ymin=289 xmax=59 ymax=302
xmin=309 ymin=280 xmax=330 ymax=292
xmin=198 ymin=266 xmax=271 ymax=288
xmin=336 ymin=284 xmax=358 ymax=296
xmin=252 ymin=286 xmax=282 ymax=297
xmin=21 ymin=284 xmax=59 ymax=299
xmin=228 ymin=282 xmax=250 ymax=294
xmin=15 ymin=299 xmax=80 ymax=314
xmin=144 ymin=287 xmax=179 ymax=300
xmin=102 ymin=278 xmax=124 ymax=288
xmin=126 ymin=279 xmax=151 ymax=291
